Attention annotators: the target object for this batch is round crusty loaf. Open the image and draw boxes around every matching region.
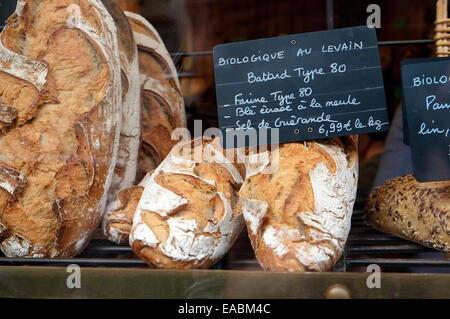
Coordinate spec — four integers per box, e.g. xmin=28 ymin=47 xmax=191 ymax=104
xmin=239 ymin=137 xmax=358 ymax=272
xmin=129 ymin=138 xmax=245 ymax=269
xmin=366 ymin=174 xmax=449 ymax=252
xmin=125 ymin=11 xmax=187 ymax=181
xmin=102 ymin=0 xmax=141 ymax=202
xmin=0 ymin=0 xmax=122 ymax=258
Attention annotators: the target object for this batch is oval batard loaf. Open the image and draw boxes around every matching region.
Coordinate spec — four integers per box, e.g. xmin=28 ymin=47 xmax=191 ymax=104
xmin=129 ymin=138 xmax=245 ymax=269
xmin=366 ymin=174 xmax=449 ymax=252
xmin=102 ymin=0 xmax=141 ymax=202
xmin=0 ymin=0 xmax=121 ymax=258
xmin=239 ymin=137 xmax=358 ymax=272
xmin=103 ymin=12 xmax=187 ymax=244
xmin=124 ymin=11 xmax=187 ymax=180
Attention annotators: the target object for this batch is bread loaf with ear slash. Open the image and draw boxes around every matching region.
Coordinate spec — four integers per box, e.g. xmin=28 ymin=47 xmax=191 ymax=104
xmin=239 ymin=137 xmax=358 ymax=272
xmin=0 ymin=0 xmax=122 ymax=258
xmin=129 ymin=138 xmax=245 ymax=269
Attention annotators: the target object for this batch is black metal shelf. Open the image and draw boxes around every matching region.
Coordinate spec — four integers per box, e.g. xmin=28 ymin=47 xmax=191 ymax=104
xmin=0 ymin=209 xmax=447 ymax=273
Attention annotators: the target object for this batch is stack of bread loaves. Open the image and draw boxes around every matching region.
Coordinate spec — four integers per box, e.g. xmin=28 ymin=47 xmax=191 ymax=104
xmin=0 ymin=0 xmax=359 ymax=271
xmin=108 ymin=137 xmax=359 ymax=271
xmin=0 ymin=0 xmax=186 ymax=258
xmin=102 ymin=10 xmax=187 ymax=244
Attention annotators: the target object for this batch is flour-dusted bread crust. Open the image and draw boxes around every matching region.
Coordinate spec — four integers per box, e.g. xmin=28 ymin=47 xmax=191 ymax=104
xmin=103 ymin=12 xmax=187 ymax=243
xmin=366 ymin=174 xmax=450 ymax=252
xmin=0 ymin=0 xmax=121 ymax=258
xmin=129 ymin=138 xmax=245 ymax=269
xmin=239 ymin=137 xmax=358 ymax=272
xmin=102 ymin=0 xmax=140 ymax=202
xmin=124 ymin=12 xmax=187 ymax=181
xmin=103 ymin=175 xmax=147 ymax=244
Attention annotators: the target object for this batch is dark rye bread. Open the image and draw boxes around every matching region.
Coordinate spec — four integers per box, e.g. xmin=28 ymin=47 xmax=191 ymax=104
xmin=0 ymin=0 xmax=121 ymax=258
xmin=366 ymin=174 xmax=450 ymax=252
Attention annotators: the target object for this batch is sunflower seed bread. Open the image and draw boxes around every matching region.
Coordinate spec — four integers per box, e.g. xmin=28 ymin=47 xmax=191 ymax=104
xmin=366 ymin=174 xmax=449 ymax=252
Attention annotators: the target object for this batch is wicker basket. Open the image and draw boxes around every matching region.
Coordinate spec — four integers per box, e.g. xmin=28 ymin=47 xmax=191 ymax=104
xmin=435 ymin=0 xmax=449 ymax=57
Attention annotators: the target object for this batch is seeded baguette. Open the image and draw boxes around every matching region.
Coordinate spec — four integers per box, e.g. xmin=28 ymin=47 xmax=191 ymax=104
xmin=366 ymin=174 xmax=450 ymax=252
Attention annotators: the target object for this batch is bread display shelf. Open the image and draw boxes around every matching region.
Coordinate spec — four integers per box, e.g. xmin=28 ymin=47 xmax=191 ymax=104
xmin=0 ymin=214 xmax=449 ymax=299
xmin=0 ymin=208 xmax=449 ymax=299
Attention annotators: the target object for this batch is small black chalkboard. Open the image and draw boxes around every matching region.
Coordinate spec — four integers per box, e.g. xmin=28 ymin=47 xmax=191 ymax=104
xmin=0 ymin=0 xmax=17 ymax=32
xmin=213 ymin=26 xmax=389 ymax=148
xmin=401 ymin=58 xmax=450 ymax=182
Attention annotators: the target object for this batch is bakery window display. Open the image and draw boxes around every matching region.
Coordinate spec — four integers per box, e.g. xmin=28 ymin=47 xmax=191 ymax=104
xmin=0 ymin=1 xmax=447 ymax=299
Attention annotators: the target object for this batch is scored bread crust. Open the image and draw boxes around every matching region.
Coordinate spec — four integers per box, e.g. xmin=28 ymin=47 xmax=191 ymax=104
xmin=102 ymin=0 xmax=141 ymax=203
xmin=129 ymin=138 xmax=245 ymax=269
xmin=0 ymin=0 xmax=122 ymax=258
xmin=239 ymin=137 xmax=359 ymax=272
xmin=103 ymin=12 xmax=187 ymax=244
xmin=124 ymin=11 xmax=187 ymax=181
xmin=103 ymin=175 xmax=148 ymax=244
xmin=366 ymin=174 xmax=449 ymax=252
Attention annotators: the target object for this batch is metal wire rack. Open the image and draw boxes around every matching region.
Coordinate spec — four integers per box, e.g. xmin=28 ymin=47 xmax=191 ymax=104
xmin=0 ymin=204 xmax=448 ymax=273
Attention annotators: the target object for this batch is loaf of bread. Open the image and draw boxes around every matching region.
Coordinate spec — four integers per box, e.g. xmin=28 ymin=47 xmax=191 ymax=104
xmin=102 ymin=0 xmax=141 ymax=202
xmin=124 ymin=12 xmax=187 ymax=181
xmin=129 ymin=138 xmax=245 ymax=269
xmin=366 ymin=174 xmax=449 ymax=252
xmin=0 ymin=0 xmax=121 ymax=258
xmin=103 ymin=176 xmax=146 ymax=244
xmin=103 ymin=12 xmax=187 ymax=244
xmin=239 ymin=137 xmax=358 ymax=272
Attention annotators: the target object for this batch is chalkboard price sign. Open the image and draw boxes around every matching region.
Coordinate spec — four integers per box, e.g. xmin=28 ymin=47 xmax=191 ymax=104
xmin=401 ymin=58 xmax=450 ymax=182
xmin=0 ymin=0 xmax=17 ymax=32
xmin=214 ymin=26 xmax=389 ymax=148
